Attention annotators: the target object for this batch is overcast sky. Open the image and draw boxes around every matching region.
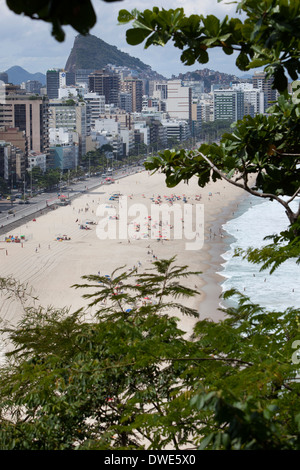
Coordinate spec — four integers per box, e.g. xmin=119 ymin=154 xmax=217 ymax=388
xmin=0 ymin=0 xmax=245 ymax=78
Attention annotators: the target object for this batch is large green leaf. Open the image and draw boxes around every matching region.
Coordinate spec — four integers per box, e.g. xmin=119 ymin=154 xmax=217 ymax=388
xmin=126 ymin=27 xmax=151 ymax=46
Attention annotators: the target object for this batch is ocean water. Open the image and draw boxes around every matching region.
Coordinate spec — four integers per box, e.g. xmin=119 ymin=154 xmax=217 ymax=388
xmin=219 ymin=195 xmax=300 ymax=312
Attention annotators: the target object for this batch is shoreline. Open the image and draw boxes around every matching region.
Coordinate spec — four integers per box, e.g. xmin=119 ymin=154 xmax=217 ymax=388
xmin=197 ymin=190 xmax=251 ymax=322
xmin=0 ymin=170 xmax=251 ymax=337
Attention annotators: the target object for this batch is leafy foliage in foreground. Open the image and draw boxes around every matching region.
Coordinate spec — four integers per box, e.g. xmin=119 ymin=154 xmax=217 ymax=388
xmin=6 ymin=0 xmax=122 ymax=42
xmin=118 ymin=0 xmax=300 ymax=92
xmin=119 ymin=0 xmax=300 ymax=271
xmin=0 ymin=261 xmax=299 ymax=450
xmin=1 ymin=0 xmax=300 ymax=450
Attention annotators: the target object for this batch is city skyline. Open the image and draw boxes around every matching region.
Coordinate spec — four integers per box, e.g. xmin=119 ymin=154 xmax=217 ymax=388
xmin=0 ymin=0 xmax=245 ymax=79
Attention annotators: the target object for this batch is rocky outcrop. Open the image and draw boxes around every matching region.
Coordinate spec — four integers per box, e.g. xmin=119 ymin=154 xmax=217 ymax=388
xmin=65 ymin=34 xmax=156 ymax=76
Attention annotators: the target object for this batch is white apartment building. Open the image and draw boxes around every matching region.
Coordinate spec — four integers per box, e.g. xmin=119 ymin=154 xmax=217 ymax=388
xmin=198 ymin=93 xmax=214 ymax=122
xmin=133 ymin=121 xmax=150 ymax=146
xmin=182 ymin=80 xmax=205 ymax=99
xmin=58 ymin=86 xmax=79 ymax=99
xmin=28 ymin=150 xmax=47 ymax=173
xmin=120 ymin=128 xmax=135 ymax=156
xmin=232 ymin=83 xmax=265 ymax=115
xmin=49 ymin=100 xmax=77 ymax=131
xmin=49 ymin=127 xmax=79 ymax=171
xmin=161 ymin=119 xmax=191 ymax=143
xmin=92 ymin=119 xmax=124 ymax=158
xmin=149 ymin=81 xmax=168 ymax=100
xmin=49 ymin=127 xmax=79 ymax=145
xmin=93 ymin=119 xmax=121 ymax=135
xmin=83 ymin=92 xmax=106 ymax=128
xmin=166 ymin=80 xmax=192 ymax=122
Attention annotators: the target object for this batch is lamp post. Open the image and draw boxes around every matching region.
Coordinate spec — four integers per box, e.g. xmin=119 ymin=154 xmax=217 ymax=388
xmin=68 ymin=169 xmax=70 ymax=198
xmin=23 ymin=173 xmax=26 ymax=202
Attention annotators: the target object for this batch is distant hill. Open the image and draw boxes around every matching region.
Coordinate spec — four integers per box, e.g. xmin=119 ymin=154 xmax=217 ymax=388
xmin=5 ymin=66 xmax=46 ymax=85
xmin=176 ymin=68 xmax=248 ymax=92
xmin=65 ymin=34 xmax=164 ymax=79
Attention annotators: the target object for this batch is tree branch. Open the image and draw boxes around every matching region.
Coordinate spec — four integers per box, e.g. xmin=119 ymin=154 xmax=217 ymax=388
xmin=168 ymin=356 xmax=253 ymax=366
xmin=193 ymin=150 xmax=299 ymax=224
xmin=286 ymin=187 xmax=300 ymax=205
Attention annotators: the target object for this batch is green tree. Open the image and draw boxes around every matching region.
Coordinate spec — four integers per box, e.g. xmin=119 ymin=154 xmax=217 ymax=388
xmin=1 ymin=0 xmax=300 ymax=451
xmin=189 ymin=289 xmax=300 ymax=449
xmin=43 ymin=168 xmax=61 ymax=189
xmin=119 ymin=0 xmax=300 ymax=92
xmin=26 ymin=166 xmax=45 ymax=191
xmin=0 ymin=261 xmax=299 ymax=450
xmin=0 ymin=259 xmax=202 ymax=450
xmin=200 ymin=119 xmax=233 ymax=143
xmin=118 ymin=0 xmax=300 ymax=271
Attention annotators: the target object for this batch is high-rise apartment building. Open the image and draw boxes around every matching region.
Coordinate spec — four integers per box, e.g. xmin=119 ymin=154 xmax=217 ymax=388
xmin=83 ymin=92 xmax=106 ymax=128
xmin=49 ymin=98 xmax=90 ymax=159
xmin=232 ymin=82 xmax=265 ymax=116
xmin=88 ymin=70 xmax=120 ymax=106
xmin=149 ymin=81 xmax=168 ymax=100
xmin=0 ymin=92 xmax=49 ymax=157
xmin=0 ymin=126 xmax=27 ymax=155
xmin=120 ymin=78 xmax=143 ymax=112
xmin=0 ymin=140 xmax=25 ymax=185
xmin=49 ymin=128 xmax=79 ymax=171
xmin=182 ymin=80 xmax=205 ymax=100
xmin=76 ymin=101 xmax=89 ymax=157
xmin=166 ymin=80 xmax=192 ymax=123
xmin=252 ymin=71 xmax=278 ymax=111
xmin=75 ymin=69 xmax=95 ymax=88
xmin=161 ymin=119 xmax=191 ymax=143
xmin=23 ymin=80 xmax=43 ymax=94
xmin=49 ymin=101 xmax=77 ymax=131
xmin=46 ymin=69 xmax=75 ymax=99
xmin=119 ymin=92 xmax=133 ymax=113
xmin=213 ymin=89 xmax=245 ymax=122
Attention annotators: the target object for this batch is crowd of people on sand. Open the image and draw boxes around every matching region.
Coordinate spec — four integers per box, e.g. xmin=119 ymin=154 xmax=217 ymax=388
xmin=66 ymin=187 xmax=232 ymax=244
xmin=1 ymin=181 xmax=231 ymax=294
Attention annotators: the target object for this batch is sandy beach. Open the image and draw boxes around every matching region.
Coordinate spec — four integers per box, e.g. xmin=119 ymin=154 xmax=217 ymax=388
xmin=0 ymin=170 xmax=249 ymax=335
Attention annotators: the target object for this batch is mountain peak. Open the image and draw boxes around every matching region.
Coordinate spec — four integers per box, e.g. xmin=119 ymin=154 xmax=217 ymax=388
xmin=5 ymin=66 xmax=46 ymax=85
xmin=65 ymin=34 xmax=163 ymax=79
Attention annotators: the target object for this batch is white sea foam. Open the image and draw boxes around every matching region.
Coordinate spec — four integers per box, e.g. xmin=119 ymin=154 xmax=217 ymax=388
xmin=219 ymin=196 xmax=300 ymax=312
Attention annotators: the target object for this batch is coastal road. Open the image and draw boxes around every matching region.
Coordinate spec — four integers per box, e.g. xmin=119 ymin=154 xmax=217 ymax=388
xmin=0 ymin=165 xmax=144 ymax=235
